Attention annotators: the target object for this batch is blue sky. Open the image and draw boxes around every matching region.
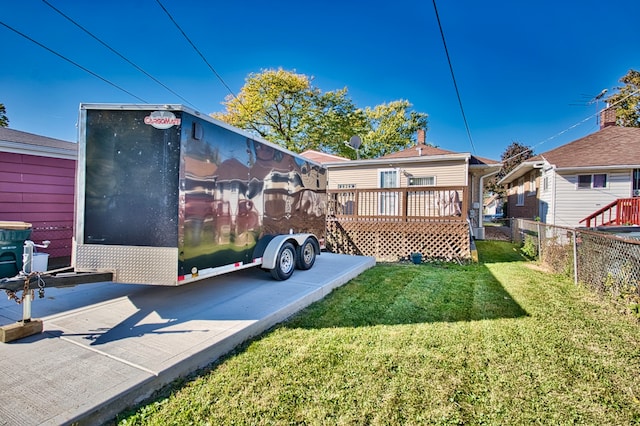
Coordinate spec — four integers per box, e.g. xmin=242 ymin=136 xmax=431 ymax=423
xmin=2 ymin=0 xmax=639 ymax=161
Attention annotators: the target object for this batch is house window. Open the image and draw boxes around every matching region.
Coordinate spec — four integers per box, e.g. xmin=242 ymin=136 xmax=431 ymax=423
xmin=577 ymin=175 xmax=591 ymax=188
xmin=408 ymin=176 xmax=436 ymax=186
xmin=528 ymin=173 xmax=536 ymax=195
xmin=543 ymin=176 xmax=549 ymax=192
xmin=517 ymin=177 xmax=524 ymax=206
xmin=593 ymin=174 xmax=607 ymax=188
xmin=379 ymin=169 xmax=398 ymax=188
xmin=577 ymin=174 xmax=607 ymax=189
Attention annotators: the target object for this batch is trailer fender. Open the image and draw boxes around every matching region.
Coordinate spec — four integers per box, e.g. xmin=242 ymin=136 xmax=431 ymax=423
xmin=261 ymin=233 xmax=317 ymax=271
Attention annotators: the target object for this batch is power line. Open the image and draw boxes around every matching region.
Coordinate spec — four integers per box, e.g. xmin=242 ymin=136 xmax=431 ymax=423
xmin=41 ymin=0 xmax=199 ymax=110
xmin=155 ymin=0 xmax=237 ymax=101
xmin=432 ymin=0 xmax=476 ymax=155
xmin=0 ymin=20 xmax=147 ymax=103
xmin=502 ymin=88 xmax=640 ymax=164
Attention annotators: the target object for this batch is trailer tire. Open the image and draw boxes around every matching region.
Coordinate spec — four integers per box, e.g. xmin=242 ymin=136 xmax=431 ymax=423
xmin=296 ymin=238 xmax=316 ymax=270
xmin=270 ymin=242 xmax=296 ymax=280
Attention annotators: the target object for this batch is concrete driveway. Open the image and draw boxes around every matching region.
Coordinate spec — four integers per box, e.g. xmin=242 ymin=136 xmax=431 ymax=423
xmin=0 ymin=252 xmax=375 ymax=425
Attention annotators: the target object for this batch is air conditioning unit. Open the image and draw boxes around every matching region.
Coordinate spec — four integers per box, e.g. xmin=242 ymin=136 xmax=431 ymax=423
xmin=474 ymin=227 xmax=485 ymax=240
xmin=633 ymin=189 xmax=640 ymax=197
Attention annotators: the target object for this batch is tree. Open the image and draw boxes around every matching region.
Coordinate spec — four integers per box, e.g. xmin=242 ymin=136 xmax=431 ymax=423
xmin=0 ymin=103 xmax=8 ymax=127
xmin=297 ymin=87 xmax=369 ymax=156
xmin=606 ymin=69 xmax=640 ymax=127
xmin=486 ymin=141 xmax=534 ymax=197
xmin=359 ymin=100 xmax=428 ymax=158
xmin=212 ymin=69 xmax=428 ymax=158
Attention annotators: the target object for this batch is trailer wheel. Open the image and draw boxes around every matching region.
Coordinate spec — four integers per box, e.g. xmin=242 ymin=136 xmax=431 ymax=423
xmin=296 ymin=238 xmax=316 ymax=270
xmin=271 ymin=242 xmax=296 ymax=280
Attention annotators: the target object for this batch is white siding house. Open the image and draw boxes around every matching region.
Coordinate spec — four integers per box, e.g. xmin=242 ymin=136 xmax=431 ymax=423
xmin=550 ymin=169 xmax=630 ymax=227
xmin=500 ymin=123 xmax=640 ymax=227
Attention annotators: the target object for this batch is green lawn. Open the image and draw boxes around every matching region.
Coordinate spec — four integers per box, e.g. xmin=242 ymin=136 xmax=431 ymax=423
xmin=118 ymin=241 xmax=640 ymax=425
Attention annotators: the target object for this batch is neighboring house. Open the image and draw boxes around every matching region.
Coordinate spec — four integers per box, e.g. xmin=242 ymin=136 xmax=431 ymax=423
xmin=301 ymin=130 xmax=501 ymax=263
xmin=499 ymin=163 xmax=540 ymax=220
xmin=483 ymin=193 xmax=504 ymax=218
xmin=0 ymin=128 xmax=77 ymax=266
xmin=499 ymin=110 xmax=640 ymax=228
xmin=320 ymin=129 xmax=501 ymax=238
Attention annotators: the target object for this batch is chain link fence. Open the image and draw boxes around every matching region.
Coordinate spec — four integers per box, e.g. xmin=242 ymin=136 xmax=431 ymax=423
xmin=511 ymin=219 xmax=640 ymax=315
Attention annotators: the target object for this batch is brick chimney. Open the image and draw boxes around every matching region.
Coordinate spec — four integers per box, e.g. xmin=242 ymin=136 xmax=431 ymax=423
xmin=417 ymin=128 xmax=426 ymax=145
xmin=600 ymin=107 xmax=616 ymax=129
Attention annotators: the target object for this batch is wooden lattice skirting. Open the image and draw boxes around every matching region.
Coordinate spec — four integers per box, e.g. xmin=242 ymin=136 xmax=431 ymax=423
xmin=326 ymin=219 xmax=471 ymax=263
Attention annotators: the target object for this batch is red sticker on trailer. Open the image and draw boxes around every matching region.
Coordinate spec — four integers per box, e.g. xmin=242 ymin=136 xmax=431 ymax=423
xmin=144 ymin=111 xmax=181 ymax=129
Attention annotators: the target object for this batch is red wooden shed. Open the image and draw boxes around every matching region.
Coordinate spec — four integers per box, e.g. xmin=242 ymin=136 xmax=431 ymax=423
xmin=0 ymin=128 xmax=77 ymax=267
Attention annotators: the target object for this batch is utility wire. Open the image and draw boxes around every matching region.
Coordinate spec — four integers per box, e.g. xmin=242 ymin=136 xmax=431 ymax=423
xmin=155 ymin=0 xmax=237 ymax=101
xmin=41 ymin=0 xmax=199 ymax=110
xmin=432 ymin=0 xmax=476 ymax=155
xmin=0 ymin=20 xmax=147 ymax=103
xmin=154 ymin=0 xmax=271 ymax=136
xmin=502 ymin=88 xmax=640 ymax=164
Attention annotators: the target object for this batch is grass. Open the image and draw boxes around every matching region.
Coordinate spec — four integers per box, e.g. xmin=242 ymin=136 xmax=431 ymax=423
xmin=117 ymin=241 xmax=640 ymax=425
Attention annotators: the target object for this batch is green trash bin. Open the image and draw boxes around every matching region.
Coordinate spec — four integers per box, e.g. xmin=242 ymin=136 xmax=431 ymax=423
xmin=0 ymin=222 xmax=32 ymax=278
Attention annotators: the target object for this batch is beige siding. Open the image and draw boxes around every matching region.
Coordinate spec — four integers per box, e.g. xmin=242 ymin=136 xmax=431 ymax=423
xmin=327 ymin=165 xmax=380 ymax=189
xmin=327 ymin=160 xmax=467 ymax=190
xmin=552 ymin=169 xmax=632 ymax=227
xmin=401 ymin=162 xmax=466 ymax=186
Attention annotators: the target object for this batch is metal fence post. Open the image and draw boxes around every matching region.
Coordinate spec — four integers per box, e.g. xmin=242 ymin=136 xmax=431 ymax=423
xmin=572 ymin=229 xmax=578 ymax=285
xmin=537 ymin=222 xmax=541 ymax=260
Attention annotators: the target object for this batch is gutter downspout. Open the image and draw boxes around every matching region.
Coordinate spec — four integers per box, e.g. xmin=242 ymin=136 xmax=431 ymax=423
xmin=532 ymin=163 xmax=544 ymax=222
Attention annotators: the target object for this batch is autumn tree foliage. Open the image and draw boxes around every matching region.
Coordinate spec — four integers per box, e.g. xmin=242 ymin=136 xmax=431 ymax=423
xmin=213 ymin=68 xmax=428 ymax=159
xmin=606 ymin=69 xmax=640 ymax=127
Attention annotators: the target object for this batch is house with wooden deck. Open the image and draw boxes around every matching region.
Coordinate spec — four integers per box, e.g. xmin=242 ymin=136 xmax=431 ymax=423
xmin=498 ymin=109 xmax=640 ymax=228
xmin=303 ymin=129 xmax=501 ymax=262
xmin=0 ymin=128 xmax=77 ymax=267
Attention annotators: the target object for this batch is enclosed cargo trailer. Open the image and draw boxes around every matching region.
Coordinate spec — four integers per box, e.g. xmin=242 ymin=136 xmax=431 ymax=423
xmin=74 ymin=104 xmax=327 ymax=285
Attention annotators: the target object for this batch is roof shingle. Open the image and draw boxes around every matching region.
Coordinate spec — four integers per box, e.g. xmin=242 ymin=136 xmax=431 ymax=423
xmin=378 ymin=143 xmax=457 ymax=159
xmin=536 ymin=126 xmax=640 ymax=168
xmin=378 ymin=143 xmax=499 ymax=165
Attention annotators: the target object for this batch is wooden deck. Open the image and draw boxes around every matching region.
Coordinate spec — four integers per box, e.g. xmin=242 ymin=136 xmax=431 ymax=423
xmin=326 ymin=186 xmax=472 ymax=262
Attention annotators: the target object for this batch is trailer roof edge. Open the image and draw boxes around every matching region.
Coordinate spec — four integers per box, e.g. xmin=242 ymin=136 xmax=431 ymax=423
xmin=78 ymin=103 xmax=325 ymax=168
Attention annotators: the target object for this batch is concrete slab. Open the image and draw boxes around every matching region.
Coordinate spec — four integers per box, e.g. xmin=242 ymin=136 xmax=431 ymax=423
xmin=0 ymin=253 xmax=375 ymax=426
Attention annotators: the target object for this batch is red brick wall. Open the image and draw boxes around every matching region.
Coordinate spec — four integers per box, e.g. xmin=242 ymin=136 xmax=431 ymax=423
xmin=0 ymin=152 xmax=75 ymax=263
xmin=505 ymin=171 xmax=539 ymax=219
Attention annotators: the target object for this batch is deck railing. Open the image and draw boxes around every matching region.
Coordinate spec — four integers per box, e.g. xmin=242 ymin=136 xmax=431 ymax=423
xmin=579 ymin=197 xmax=640 ymax=227
xmin=327 ymin=186 xmax=468 ymax=222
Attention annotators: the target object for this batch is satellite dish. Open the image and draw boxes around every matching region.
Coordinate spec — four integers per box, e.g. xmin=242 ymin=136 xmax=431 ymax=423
xmin=349 ymin=135 xmax=362 ymax=150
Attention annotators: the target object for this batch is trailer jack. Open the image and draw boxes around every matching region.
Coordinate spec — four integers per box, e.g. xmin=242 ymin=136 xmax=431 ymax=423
xmin=1 ymin=273 xmax=44 ymax=343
